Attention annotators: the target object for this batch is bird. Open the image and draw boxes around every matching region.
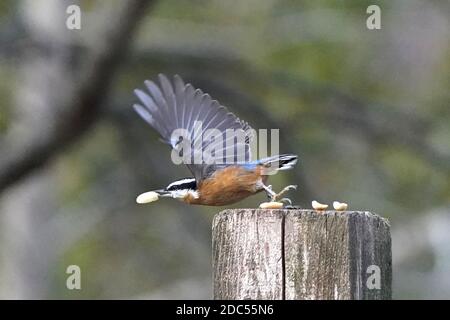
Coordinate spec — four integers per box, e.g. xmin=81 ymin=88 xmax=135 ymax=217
xmin=132 ymin=74 xmax=298 ymax=206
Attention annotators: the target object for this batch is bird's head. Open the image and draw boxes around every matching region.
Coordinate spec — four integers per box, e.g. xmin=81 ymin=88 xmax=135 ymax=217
xmin=136 ymin=178 xmax=199 ymax=204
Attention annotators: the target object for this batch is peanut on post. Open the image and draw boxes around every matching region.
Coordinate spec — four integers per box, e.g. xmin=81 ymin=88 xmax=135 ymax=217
xmin=311 ymin=200 xmax=328 ymax=210
xmin=259 ymin=202 xmax=284 ymax=209
xmin=333 ymin=201 xmax=348 ymax=211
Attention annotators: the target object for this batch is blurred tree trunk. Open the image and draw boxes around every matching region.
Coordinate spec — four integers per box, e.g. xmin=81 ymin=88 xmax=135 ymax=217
xmin=0 ymin=0 xmax=69 ymax=299
xmin=0 ymin=0 xmax=153 ymax=298
xmin=0 ymin=170 xmax=57 ymax=298
xmin=0 ymin=0 xmax=153 ymax=193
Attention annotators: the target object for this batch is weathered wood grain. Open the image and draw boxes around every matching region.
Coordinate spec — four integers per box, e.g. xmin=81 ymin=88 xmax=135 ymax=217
xmin=284 ymin=210 xmax=391 ymax=299
xmin=212 ymin=209 xmax=284 ymax=299
xmin=212 ymin=209 xmax=391 ymax=300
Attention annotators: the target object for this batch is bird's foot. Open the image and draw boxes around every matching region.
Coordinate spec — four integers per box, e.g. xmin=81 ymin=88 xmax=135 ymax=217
xmin=270 ymin=185 xmax=297 ymax=202
xmin=264 ymin=185 xmax=276 ymax=201
xmin=285 ymin=205 xmax=302 ymax=209
xmin=279 ymin=198 xmax=292 ymax=205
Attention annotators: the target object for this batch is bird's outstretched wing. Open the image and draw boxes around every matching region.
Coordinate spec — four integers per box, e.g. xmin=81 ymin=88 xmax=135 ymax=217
xmin=133 ymin=74 xmax=254 ymax=182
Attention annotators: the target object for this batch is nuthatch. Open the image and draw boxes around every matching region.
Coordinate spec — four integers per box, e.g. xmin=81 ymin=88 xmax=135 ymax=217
xmin=133 ymin=74 xmax=298 ymax=206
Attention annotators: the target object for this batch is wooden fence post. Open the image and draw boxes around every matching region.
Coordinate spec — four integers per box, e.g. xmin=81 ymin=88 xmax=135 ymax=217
xmin=212 ymin=209 xmax=391 ymax=300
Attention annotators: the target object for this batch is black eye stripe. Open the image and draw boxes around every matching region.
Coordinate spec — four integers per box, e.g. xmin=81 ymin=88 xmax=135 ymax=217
xmin=166 ymin=179 xmax=197 ymax=191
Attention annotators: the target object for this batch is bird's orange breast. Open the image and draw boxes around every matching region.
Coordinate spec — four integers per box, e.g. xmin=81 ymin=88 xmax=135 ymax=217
xmin=184 ymin=166 xmax=267 ymax=206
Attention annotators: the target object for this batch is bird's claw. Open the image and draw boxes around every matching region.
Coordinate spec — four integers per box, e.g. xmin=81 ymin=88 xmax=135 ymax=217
xmin=270 ymin=185 xmax=298 ymax=202
xmin=284 ymin=185 xmax=298 ymax=192
xmin=279 ymin=198 xmax=292 ymax=205
xmin=265 ymin=185 xmax=276 ymax=200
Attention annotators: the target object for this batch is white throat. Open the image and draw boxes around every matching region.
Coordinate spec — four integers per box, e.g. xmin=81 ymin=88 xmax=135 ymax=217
xmin=171 ymin=189 xmax=199 ymax=200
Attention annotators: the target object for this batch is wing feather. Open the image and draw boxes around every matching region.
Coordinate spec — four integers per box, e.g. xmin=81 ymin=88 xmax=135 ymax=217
xmin=133 ymin=74 xmax=254 ymax=181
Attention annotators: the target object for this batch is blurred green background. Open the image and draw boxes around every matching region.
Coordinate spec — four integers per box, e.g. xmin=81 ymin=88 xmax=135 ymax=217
xmin=0 ymin=0 xmax=449 ymax=299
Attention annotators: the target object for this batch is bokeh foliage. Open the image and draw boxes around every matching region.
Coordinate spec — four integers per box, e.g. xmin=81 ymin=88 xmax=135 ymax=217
xmin=0 ymin=0 xmax=449 ymax=299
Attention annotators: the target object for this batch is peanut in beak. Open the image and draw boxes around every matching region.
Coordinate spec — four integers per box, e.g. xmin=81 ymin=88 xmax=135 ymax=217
xmin=136 ymin=191 xmax=160 ymax=204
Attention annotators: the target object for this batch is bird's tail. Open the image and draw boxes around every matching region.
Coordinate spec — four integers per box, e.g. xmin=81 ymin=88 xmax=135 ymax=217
xmin=257 ymin=154 xmax=298 ymax=175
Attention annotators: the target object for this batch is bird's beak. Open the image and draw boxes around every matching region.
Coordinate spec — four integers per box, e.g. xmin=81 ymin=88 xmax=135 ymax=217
xmin=136 ymin=189 xmax=171 ymax=204
xmin=155 ymin=189 xmax=173 ymax=197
